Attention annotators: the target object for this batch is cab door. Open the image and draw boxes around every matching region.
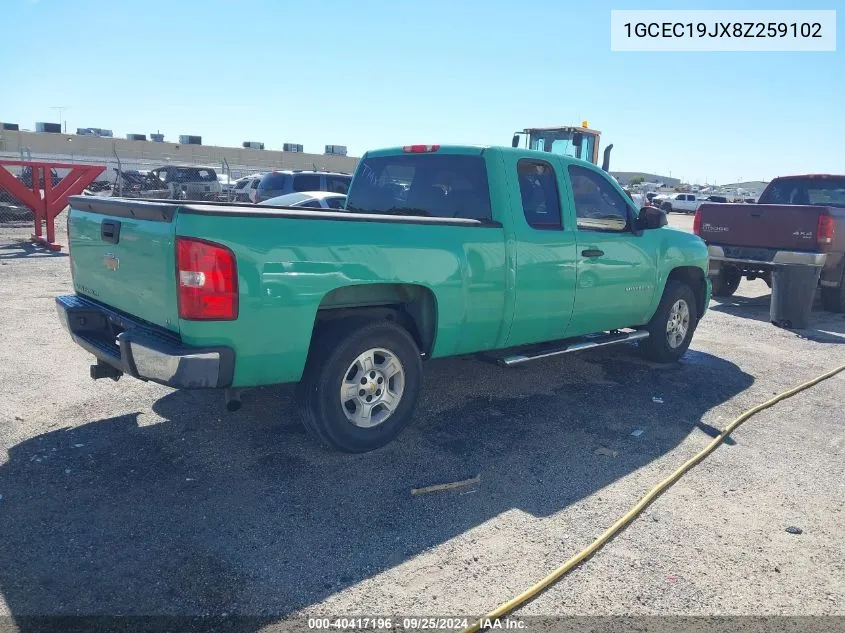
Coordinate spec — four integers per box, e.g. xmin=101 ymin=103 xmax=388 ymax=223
xmin=566 ymin=164 xmax=659 ymax=335
xmin=502 ymin=154 xmax=578 ymax=347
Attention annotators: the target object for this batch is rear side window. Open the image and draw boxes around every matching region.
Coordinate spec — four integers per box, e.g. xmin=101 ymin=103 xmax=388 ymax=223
xmin=517 ymin=159 xmax=562 ymax=230
xmin=326 ymin=175 xmax=352 ymax=194
xmin=345 ymin=154 xmax=492 ymax=220
xmin=293 ymin=174 xmax=321 ymax=192
xmin=569 ymin=165 xmax=631 ymax=232
xmin=258 ymin=173 xmax=291 ymax=194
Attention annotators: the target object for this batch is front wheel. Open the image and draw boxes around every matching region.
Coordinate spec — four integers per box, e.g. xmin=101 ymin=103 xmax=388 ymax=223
xmin=300 ymin=320 xmax=422 ymax=452
xmin=640 ymin=281 xmax=699 ymax=363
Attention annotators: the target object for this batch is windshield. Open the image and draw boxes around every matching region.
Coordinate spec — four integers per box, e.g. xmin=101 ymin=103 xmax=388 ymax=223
xmin=346 ymin=154 xmax=492 ymax=220
xmin=759 ymin=177 xmax=845 ymax=208
xmin=529 ymin=130 xmax=596 ymax=163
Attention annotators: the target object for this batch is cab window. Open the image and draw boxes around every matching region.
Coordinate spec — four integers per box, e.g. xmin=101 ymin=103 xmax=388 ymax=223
xmin=569 ymin=166 xmax=630 ymax=232
xmin=517 ymin=159 xmax=562 ymax=230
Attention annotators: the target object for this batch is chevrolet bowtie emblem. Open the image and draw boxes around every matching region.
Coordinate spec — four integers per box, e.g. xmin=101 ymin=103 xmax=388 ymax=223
xmin=104 ymin=253 xmax=120 ymax=271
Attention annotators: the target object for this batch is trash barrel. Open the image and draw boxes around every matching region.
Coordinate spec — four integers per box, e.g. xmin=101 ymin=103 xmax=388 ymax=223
xmin=770 ymin=265 xmax=821 ymax=329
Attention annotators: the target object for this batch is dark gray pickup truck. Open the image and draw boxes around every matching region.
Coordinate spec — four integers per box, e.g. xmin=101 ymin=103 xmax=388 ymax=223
xmin=695 ymin=174 xmax=845 ymax=313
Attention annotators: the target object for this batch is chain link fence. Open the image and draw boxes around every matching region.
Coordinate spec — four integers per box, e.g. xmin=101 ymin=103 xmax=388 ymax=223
xmin=0 ymin=162 xmax=32 ymax=226
xmin=0 ymin=145 xmax=359 ymax=226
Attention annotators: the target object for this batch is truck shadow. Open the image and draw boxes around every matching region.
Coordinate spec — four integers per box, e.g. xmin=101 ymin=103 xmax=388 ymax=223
xmin=710 ymin=293 xmax=845 ymax=344
xmin=0 ymin=347 xmax=752 ymax=628
xmin=0 ymin=240 xmax=69 ymax=260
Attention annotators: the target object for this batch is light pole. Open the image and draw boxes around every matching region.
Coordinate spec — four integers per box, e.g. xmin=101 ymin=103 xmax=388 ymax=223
xmin=50 ymin=106 xmax=71 ymax=133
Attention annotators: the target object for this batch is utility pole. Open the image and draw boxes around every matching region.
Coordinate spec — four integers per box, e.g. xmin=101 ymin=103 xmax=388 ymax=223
xmin=50 ymin=106 xmax=71 ymax=133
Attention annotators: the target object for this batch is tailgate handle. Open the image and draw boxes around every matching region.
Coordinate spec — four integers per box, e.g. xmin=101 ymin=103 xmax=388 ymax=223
xmin=101 ymin=220 xmax=121 ymax=244
xmin=750 ymin=212 xmax=762 ymax=217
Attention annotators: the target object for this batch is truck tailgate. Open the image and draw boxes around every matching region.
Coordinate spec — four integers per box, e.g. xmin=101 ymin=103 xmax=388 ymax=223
xmin=698 ymin=203 xmax=823 ymax=251
xmin=67 ymin=197 xmax=180 ymax=332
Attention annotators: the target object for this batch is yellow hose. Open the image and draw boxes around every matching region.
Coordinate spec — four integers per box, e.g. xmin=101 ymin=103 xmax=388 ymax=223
xmin=462 ymin=362 xmax=845 ymax=633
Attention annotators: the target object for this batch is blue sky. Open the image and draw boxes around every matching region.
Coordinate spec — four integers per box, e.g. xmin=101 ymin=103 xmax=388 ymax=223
xmin=1 ymin=0 xmax=842 ymax=183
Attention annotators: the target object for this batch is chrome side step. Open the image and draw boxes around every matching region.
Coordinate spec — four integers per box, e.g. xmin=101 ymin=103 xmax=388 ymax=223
xmin=499 ymin=330 xmax=649 ymax=366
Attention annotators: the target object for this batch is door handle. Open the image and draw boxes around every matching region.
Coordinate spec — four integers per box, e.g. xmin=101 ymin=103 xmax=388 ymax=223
xmin=101 ymin=220 xmax=121 ymax=244
xmin=581 ymin=249 xmax=604 ymax=258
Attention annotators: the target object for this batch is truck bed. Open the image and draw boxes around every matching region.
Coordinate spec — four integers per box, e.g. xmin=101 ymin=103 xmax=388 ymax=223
xmin=65 ymin=196 xmax=507 ymax=386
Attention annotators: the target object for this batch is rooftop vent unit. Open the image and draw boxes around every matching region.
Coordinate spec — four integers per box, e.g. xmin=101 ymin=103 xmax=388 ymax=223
xmin=283 ymin=143 xmax=304 ymax=153
xmin=150 ymin=133 xmax=165 ymax=142
xmin=126 ymin=133 xmax=147 ymax=141
xmin=242 ymin=141 xmax=265 ymax=150
xmin=179 ymin=135 xmax=202 ymax=145
xmin=1 ymin=122 xmax=19 ymax=131
xmin=324 ymin=145 xmax=348 ymax=156
xmin=36 ymin=122 xmax=62 ymax=134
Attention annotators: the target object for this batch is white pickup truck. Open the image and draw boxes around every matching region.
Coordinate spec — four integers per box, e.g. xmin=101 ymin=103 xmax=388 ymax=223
xmin=656 ymin=193 xmax=702 ymax=214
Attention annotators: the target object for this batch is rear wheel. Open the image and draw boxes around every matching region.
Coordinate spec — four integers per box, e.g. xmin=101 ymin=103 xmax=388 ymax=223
xmin=300 ymin=320 xmax=422 ymax=453
xmin=640 ymin=280 xmax=698 ymax=363
xmin=711 ymin=264 xmax=741 ymax=297
xmin=661 ymin=202 xmax=673 ymax=213
xmin=820 ymin=268 xmax=845 ymax=313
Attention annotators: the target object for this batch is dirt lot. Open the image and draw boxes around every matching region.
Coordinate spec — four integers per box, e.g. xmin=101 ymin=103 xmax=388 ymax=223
xmin=0 ymin=217 xmax=843 ymax=629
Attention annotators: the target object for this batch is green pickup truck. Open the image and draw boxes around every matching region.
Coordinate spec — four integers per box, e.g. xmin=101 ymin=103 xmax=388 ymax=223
xmin=57 ymin=145 xmax=710 ymax=452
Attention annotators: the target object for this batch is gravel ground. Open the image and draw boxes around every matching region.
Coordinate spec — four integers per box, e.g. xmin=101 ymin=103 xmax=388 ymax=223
xmin=0 ymin=217 xmax=842 ymax=630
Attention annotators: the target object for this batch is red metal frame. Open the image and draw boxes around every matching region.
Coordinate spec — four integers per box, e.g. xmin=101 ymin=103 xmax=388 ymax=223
xmin=0 ymin=160 xmax=105 ymax=251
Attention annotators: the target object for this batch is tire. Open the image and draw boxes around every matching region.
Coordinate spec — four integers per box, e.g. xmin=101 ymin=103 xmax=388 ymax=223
xmin=711 ymin=264 xmax=741 ymax=297
xmin=820 ymin=268 xmax=845 ymax=313
xmin=299 ymin=319 xmax=422 ymax=453
xmin=640 ymin=280 xmax=699 ymax=363
xmin=661 ymin=202 xmax=673 ymax=213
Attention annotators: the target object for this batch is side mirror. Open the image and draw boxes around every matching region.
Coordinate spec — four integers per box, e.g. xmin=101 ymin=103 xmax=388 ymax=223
xmin=637 ymin=205 xmax=667 ymax=230
xmin=511 ymin=134 xmax=520 ymax=148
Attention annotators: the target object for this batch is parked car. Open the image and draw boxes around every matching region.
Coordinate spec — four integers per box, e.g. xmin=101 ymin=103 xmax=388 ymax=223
xmin=231 ymin=174 xmax=263 ymax=203
xmin=218 ymin=174 xmax=234 ymax=191
xmin=660 ymin=193 xmax=702 ymax=214
xmin=259 ymin=191 xmax=347 ymax=209
xmin=696 ymin=174 xmax=845 ymax=311
xmin=623 ymin=189 xmax=646 ymax=209
xmin=57 ymin=144 xmax=709 ymax=453
xmin=704 ymin=195 xmax=728 ymax=204
xmin=255 ymin=170 xmax=352 ymax=203
xmin=149 ymin=165 xmax=222 ymax=201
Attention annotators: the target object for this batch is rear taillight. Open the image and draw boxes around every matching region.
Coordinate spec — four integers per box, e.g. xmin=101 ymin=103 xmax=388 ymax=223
xmin=176 ymin=237 xmax=238 ymax=320
xmin=402 ymin=144 xmax=440 ymax=153
xmin=817 ymin=214 xmax=835 ymax=245
xmin=693 ymin=209 xmax=702 ymax=235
